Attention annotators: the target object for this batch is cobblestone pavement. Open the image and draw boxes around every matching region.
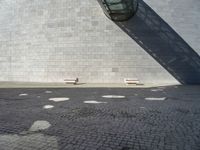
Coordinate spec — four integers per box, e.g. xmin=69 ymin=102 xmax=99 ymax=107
xmin=0 ymin=86 xmax=200 ymax=150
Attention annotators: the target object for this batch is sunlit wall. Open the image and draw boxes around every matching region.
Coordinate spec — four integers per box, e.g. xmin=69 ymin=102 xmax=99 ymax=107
xmin=0 ymin=0 xmax=199 ymax=84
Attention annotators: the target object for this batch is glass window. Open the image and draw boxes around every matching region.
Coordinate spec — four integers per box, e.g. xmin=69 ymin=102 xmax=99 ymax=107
xmin=97 ymin=0 xmax=138 ymax=21
xmin=106 ymin=0 xmax=125 ymax=10
xmin=106 ymin=0 xmax=122 ymax=3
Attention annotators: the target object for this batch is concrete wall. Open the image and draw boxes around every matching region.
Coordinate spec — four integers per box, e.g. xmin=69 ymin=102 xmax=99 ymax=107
xmin=0 ymin=0 xmax=199 ymax=84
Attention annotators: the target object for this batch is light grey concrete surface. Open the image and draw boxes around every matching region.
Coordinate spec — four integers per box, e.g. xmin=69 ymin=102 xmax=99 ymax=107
xmin=0 ymin=133 xmax=58 ymax=150
xmin=0 ymin=0 xmax=199 ymax=84
xmin=0 ymin=81 xmax=179 ymax=88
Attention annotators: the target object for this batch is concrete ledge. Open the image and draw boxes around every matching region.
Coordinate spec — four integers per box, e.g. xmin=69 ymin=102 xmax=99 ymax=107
xmin=0 ymin=82 xmax=180 ymax=88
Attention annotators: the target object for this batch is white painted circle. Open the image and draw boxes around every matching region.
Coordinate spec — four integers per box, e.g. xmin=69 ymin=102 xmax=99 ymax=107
xmin=151 ymin=89 xmax=163 ymax=92
xmin=140 ymin=107 xmax=145 ymax=109
xmin=19 ymin=93 xmax=28 ymax=96
xmin=45 ymin=91 xmax=52 ymax=94
xmin=84 ymin=101 xmax=107 ymax=104
xmin=102 ymin=95 xmax=126 ymax=99
xmin=49 ymin=97 xmax=70 ymax=102
xmin=145 ymin=97 xmax=166 ymax=101
xmin=43 ymin=105 xmax=54 ymax=109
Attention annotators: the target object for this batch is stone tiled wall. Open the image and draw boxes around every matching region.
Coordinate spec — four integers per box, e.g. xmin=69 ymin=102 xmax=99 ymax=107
xmin=0 ymin=0 xmax=199 ymax=84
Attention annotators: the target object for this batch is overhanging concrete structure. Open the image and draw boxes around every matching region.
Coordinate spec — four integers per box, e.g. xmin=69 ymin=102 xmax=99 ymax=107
xmin=0 ymin=0 xmax=200 ymax=84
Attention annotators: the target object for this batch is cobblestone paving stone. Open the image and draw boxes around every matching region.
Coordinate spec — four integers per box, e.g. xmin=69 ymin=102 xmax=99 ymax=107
xmin=0 ymin=86 xmax=200 ymax=150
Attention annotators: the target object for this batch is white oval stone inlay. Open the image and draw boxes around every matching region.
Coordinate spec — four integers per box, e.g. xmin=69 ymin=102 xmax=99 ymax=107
xmin=19 ymin=93 xmax=28 ymax=96
xmin=43 ymin=105 xmax=54 ymax=109
xmin=102 ymin=95 xmax=125 ymax=99
xmin=151 ymin=89 xmax=163 ymax=92
xmin=45 ymin=91 xmax=52 ymax=94
xmin=49 ymin=97 xmax=69 ymax=102
xmin=140 ymin=107 xmax=145 ymax=109
xmin=84 ymin=101 xmax=107 ymax=104
xmin=145 ymin=97 xmax=166 ymax=101
xmin=29 ymin=120 xmax=51 ymax=132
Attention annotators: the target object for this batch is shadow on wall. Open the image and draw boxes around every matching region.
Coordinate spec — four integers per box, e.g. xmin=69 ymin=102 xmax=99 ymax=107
xmin=115 ymin=0 xmax=200 ymax=84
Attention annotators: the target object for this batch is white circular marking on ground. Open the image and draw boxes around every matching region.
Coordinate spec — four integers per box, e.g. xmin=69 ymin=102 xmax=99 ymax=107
xmin=29 ymin=120 xmax=51 ymax=132
xmin=37 ymin=96 xmax=41 ymax=98
xmin=45 ymin=91 xmax=52 ymax=94
xmin=43 ymin=105 xmax=54 ymax=109
xmin=140 ymin=107 xmax=145 ymax=109
xmin=102 ymin=95 xmax=126 ymax=99
xmin=145 ymin=97 xmax=166 ymax=101
xmin=151 ymin=89 xmax=163 ymax=92
xmin=49 ymin=97 xmax=70 ymax=102
xmin=84 ymin=101 xmax=107 ymax=104
xmin=19 ymin=93 xmax=28 ymax=96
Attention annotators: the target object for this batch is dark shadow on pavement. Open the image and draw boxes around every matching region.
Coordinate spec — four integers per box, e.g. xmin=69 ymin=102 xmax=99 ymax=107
xmin=115 ymin=0 xmax=200 ymax=84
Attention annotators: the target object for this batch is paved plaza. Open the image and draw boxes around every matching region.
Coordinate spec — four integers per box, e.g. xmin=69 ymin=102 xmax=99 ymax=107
xmin=0 ymin=86 xmax=200 ymax=150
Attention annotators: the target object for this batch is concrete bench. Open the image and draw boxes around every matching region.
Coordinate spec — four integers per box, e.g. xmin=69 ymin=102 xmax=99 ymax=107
xmin=124 ymin=78 xmax=140 ymax=85
xmin=64 ymin=78 xmax=79 ymax=85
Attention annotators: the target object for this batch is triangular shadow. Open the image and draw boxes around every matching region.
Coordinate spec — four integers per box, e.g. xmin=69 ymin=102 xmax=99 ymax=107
xmin=115 ymin=0 xmax=200 ymax=84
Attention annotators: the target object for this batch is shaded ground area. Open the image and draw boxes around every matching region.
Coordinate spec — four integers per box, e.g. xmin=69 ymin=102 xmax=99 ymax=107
xmin=0 ymin=86 xmax=200 ymax=150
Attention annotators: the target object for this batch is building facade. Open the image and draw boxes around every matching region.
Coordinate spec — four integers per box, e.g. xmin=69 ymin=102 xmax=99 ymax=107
xmin=0 ymin=0 xmax=200 ymax=84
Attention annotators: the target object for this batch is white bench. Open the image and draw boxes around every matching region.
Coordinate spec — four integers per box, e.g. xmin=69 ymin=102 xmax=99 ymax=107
xmin=64 ymin=78 xmax=79 ymax=85
xmin=124 ymin=78 xmax=140 ymax=85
